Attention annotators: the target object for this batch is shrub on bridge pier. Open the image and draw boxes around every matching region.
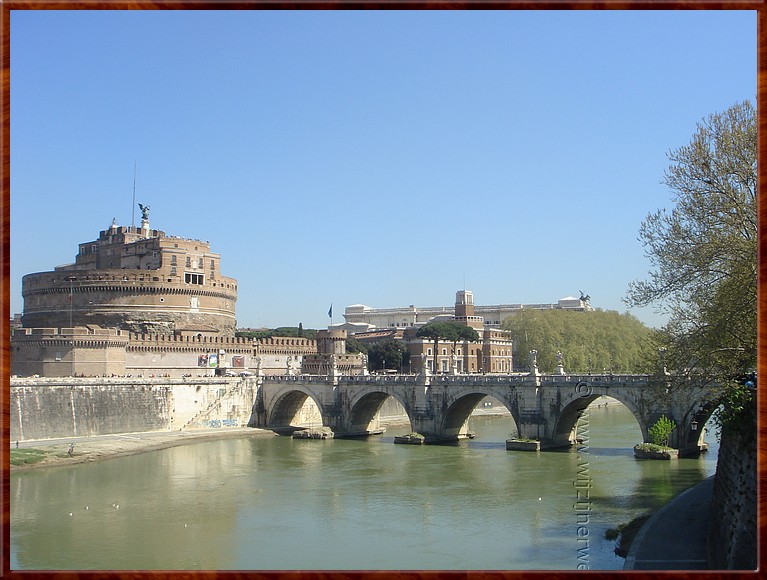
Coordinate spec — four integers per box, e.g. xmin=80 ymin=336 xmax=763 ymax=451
xmin=648 ymin=415 xmax=676 ymax=447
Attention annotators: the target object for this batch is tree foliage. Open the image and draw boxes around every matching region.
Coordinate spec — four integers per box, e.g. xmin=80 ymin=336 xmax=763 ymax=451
xmin=345 ymin=337 xmax=368 ymax=355
xmin=236 ymin=327 xmax=318 ymax=340
xmin=501 ymin=309 xmax=655 ymax=373
xmin=625 ymin=100 xmax=756 ymax=382
xmin=367 ymin=339 xmax=409 ymax=372
xmin=648 ymin=415 xmax=676 ymax=447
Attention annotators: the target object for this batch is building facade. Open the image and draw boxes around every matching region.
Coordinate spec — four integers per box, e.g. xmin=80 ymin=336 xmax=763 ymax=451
xmin=343 ymin=294 xmax=592 ymax=331
xmin=352 ymin=291 xmax=516 ymax=374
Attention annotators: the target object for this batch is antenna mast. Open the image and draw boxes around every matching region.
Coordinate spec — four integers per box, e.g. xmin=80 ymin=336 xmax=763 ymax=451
xmin=131 ymin=161 xmax=136 ymax=228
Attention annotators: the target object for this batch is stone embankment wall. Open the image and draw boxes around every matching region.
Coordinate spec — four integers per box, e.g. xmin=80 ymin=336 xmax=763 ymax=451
xmin=707 ymin=414 xmax=757 ymax=569
xmin=10 ymin=377 xmax=258 ymax=442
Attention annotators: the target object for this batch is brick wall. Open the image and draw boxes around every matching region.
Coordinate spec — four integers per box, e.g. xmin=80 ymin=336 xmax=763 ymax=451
xmin=707 ymin=409 xmax=757 ymax=569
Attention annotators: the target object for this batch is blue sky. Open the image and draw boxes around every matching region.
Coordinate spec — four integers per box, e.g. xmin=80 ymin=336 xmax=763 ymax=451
xmin=10 ymin=10 xmax=756 ymax=330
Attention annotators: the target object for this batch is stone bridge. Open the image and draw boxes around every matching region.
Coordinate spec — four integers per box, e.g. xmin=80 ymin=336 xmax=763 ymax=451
xmin=248 ymin=372 xmax=718 ymax=456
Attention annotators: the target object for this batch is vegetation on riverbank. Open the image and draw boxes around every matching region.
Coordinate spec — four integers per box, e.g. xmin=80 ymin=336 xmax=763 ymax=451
xmin=10 ymin=448 xmax=64 ymax=466
xmin=606 ymin=512 xmax=652 ymax=557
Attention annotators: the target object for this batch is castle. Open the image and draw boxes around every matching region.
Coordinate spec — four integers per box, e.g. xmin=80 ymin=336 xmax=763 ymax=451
xmin=12 ymin=208 xmax=363 ymax=378
xmin=21 ymin=208 xmax=237 ymax=335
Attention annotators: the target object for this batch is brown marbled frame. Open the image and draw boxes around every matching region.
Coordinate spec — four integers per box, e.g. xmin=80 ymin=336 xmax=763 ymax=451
xmin=0 ymin=3 xmax=764 ymax=579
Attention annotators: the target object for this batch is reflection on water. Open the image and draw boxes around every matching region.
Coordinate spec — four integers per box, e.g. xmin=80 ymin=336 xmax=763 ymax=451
xmin=11 ymin=401 xmax=719 ymax=570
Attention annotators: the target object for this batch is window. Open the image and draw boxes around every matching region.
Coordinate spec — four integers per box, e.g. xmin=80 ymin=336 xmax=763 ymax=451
xmin=185 ymin=273 xmax=204 ymax=285
xmin=186 ymin=257 xmax=191 ymax=267
xmin=171 ymin=255 xmax=177 ymax=265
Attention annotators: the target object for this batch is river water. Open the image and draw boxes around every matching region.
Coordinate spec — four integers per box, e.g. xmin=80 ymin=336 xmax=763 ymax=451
xmin=10 ymin=401 xmax=718 ymax=571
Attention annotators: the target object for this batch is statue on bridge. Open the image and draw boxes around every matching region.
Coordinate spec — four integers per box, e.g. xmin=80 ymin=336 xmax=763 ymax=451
xmin=421 ymin=352 xmax=431 ymax=376
xmin=555 ymin=351 xmax=565 ymax=375
xmin=528 ymin=350 xmax=539 ymax=375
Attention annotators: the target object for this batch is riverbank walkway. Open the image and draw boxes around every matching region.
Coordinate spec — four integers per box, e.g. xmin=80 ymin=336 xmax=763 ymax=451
xmin=624 ymin=476 xmax=714 ymax=570
xmin=9 ymin=427 xmax=277 ymax=471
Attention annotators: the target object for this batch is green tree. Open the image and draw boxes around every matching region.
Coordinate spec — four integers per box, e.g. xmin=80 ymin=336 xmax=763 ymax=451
xmin=625 ymin=101 xmax=756 ymax=386
xmin=345 ymin=337 xmax=368 ymax=355
xmin=501 ymin=309 xmax=655 ymax=373
xmin=235 ymin=327 xmax=319 ymax=340
xmin=367 ymin=340 xmax=408 ymax=372
xmin=648 ymin=415 xmax=676 ymax=447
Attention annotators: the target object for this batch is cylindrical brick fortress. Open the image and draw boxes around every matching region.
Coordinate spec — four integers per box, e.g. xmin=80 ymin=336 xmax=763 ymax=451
xmin=21 ymin=221 xmax=238 ymax=335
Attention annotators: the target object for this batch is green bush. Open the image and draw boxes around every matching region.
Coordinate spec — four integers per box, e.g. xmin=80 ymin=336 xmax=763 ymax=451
xmin=648 ymin=415 xmax=676 ymax=447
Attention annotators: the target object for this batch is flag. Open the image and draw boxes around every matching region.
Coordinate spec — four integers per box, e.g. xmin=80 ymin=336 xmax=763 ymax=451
xmin=328 ymin=304 xmax=333 ymax=319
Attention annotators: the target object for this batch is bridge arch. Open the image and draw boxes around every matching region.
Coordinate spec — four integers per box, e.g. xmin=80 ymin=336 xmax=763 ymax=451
xmin=677 ymin=399 xmax=721 ymax=454
xmin=552 ymin=391 xmax=646 ymax=448
xmin=267 ymin=386 xmax=324 ymax=430
xmin=441 ymin=390 xmax=520 ymax=440
xmin=346 ymin=387 xmax=414 ymax=435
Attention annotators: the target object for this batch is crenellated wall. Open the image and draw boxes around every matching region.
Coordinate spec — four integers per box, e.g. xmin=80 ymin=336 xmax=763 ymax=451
xmin=11 ymin=328 xmax=338 ymax=379
xmin=253 ymin=336 xmax=317 ymax=375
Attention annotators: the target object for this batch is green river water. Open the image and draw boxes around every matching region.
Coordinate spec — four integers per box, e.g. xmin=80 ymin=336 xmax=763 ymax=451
xmin=10 ymin=401 xmax=718 ymax=570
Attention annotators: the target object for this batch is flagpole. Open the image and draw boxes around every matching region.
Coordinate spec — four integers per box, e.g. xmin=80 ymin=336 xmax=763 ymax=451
xmin=131 ymin=161 xmax=136 ymax=228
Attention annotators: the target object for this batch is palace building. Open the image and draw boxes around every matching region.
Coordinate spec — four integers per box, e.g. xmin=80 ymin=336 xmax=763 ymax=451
xmin=352 ymin=291 xmax=516 ymax=374
xmin=341 ymin=293 xmax=592 ymax=332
